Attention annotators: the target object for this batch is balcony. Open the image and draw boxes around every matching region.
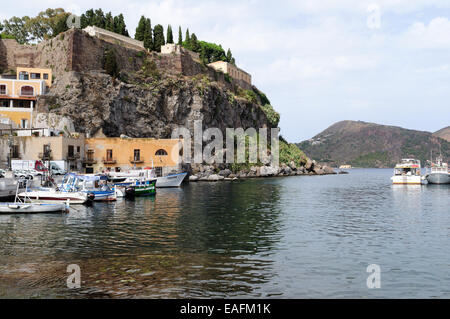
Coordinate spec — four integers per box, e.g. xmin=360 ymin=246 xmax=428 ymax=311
xmin=83 ymin=158 xmax=97 ymax=165
xmin=38 ymin=152 xmax=52 ymax=161
xmin=102 ymin=157 xmax=117 ymax=164
xmin=67 ymin=153 xmax=80 ymax=161
xmin=129 ymin=157 xmax=144 ymax=164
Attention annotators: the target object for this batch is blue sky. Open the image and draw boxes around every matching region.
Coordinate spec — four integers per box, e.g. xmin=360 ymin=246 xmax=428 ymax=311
xmin=2 ymin=0 xmax=450 ymax=141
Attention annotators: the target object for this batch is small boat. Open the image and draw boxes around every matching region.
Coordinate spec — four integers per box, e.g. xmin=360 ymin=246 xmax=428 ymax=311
xmin=18 ymin=188 xmax=92 ymax=204
xmin=64 ymin=174 xmax=117 ymax=202
xmin=0 ymin=184 xmax=68 ymax=214
xmin=391 ymin=159 xmax=424 ymax=185
xmin=107 ymin=169 xmax=187 ymax=188
xmin=0 ymin=178 xmax=26 ymax=201
xmin=124 ymin=179 xmax=156 ymax=198
xmin=425 ymin=155 xmax=450 ymax=184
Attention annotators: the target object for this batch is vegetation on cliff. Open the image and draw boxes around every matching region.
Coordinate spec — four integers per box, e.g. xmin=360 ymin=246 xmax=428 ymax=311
xmin=297 ymin=120 xmax=450 ymax=167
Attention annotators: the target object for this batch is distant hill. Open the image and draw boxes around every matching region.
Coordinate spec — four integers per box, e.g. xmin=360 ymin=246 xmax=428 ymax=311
xmin=297 ymin=120 xmax=450 ymax=168
xmin=434 ymin=126 xmax=450 ymax=142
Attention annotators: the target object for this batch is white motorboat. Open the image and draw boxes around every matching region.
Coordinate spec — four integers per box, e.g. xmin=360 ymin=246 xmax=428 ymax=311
xmin=391 ymin=159 xmax=424 ymax=185
xmin=107 ymin=169 xmax=187 ymax=188
xmin=0 ymin=184 xmax=68 ymax=214
xmin=0 ymin=178 xmax=25 ymax=200
xmin=18 ymin=187 xmax=92 ymax=204
xmin=425 ymin=156 xmax=450 ymax=184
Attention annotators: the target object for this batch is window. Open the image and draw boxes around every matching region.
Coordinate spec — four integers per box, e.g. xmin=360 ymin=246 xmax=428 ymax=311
xmin=87 ymin=150 xmax=94 ymax=161
xmin=0 ymin=99 xmax=8 ymax=107
xmin=134 ymin=149 xmax=141 ymax=161
xmin=106 ymin=149 xmax=113 ymax=161
xmin=68 ymin=145 xmax=74 ymax=158
xmin=155 ymin=149 xmax=168 ymax=156
xmin=12 ymin=145 xmax=20 ymax=159
xmin=77 ymin=146 xmax=80 ymax=153
xmin=20 ymin=119 xmax=28 ymax=128
xmin=155 ymin=167 xmax=163 ymax=177
xmin=30 ymin=73 xmax=41 ymax=79
xmin=43 ymin=73 xmax=49 ymax=80
xmin=0 ymin=85 xmax=6 ymax=95
xmin=20 ymin=86 xmax=34 ymax=96
xmin=19 ymin=71 xmax=29 ymax=80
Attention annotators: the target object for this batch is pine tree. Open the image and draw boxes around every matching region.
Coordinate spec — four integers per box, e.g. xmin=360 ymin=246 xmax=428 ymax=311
xmin=166 ymin=25 xmax=173 ymax=44
xmin=135 ymin=16 xmax=146 ymax=41
xmin=178 ymin=26 xmax=182 ymax=45
xmin=153 ymin=24 xmax=165 ymax=52
xmin=143 ymin=18 xmax=153 ymax=50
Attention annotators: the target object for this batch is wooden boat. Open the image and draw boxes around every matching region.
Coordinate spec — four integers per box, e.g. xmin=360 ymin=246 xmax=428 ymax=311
xmin=64 ymin=174 xmax=117 ymax=201
xmin=125 ymin=179 xmax=156 ymax=198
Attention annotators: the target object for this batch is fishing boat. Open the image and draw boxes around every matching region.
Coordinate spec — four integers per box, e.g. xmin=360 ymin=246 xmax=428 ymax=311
xmin=425 ymin=155 xmax=450 ymax=184
xmin=18 ymin=188 xmax=92 ymax=204
xmin=124 ymin=179 xmax=157 ymax=198
xmin=0 ymin=184 xmax=68 ymax=214
xmin=62 ymin=174 xmax=117 ymax=201
xmin=391 ymin=159 xmax=424 ymax=185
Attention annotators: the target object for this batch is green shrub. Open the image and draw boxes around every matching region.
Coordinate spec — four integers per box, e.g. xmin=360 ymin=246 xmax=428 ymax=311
xmin=260 ymin=104 xmax=280 ymax=127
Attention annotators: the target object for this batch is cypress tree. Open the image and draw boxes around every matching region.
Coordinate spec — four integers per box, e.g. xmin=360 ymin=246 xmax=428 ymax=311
xmin=153 ymin=24 xmax=165 ymax=52
xmin=226 ymin=48 xmax=232 ymax=62
xmin=185 ymin=28 xmax=190 ymax=47
xmin=166 ymin=25 xmax=173 ymax=44
xmin=143 ymin=18 xmax=153 ymax=50
xmin=105 ymin=12 xmax=114 ymax=31
xmin=135 ymin=16 xmax=146 ymax=41
xmin=104 ymin=49 xmax=119 ymax=77
xmin=178 ymin=26 xmax=182 ymax=45
xmin=190 ymin=33 xmax=200 ymax=52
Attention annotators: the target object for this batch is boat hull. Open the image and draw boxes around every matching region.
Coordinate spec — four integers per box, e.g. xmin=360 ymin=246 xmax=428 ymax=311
xmin=391 ymin=175 xmax=424 ymax=185
xmin=0 ymin=202 xmax=67 ymax=214
xmin=18 ymin=191 xmax=88 ymax=205
xmin=156 ymin=173 xmax=187 ymax=188
xmin=426 ymin=173 xmax=450 ymax=184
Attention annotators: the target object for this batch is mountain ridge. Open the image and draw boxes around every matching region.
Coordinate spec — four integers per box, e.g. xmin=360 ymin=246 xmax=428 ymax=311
xmin=297 ymin=120 xmax=450 ymax=168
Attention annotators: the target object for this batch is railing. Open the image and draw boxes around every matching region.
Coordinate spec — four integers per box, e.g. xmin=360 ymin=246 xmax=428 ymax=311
xmin=129 ymin=157 xmax=144 ymax=164
xmin=83 ymin=158 xmax=97 ymax=164
xmin=38 ymin=152 xmax=52 ymax=161
xmin=67 ymin=153 xmax=80 ymax=161
xmin=102 ymin=157 xmax=117 ymax=164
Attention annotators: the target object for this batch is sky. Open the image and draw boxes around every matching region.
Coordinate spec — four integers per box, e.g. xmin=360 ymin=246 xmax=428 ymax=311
xmin=2 ymin=0 xmax=450 ymax=142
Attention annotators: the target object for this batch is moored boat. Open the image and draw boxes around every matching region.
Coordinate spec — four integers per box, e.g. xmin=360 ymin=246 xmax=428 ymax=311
xmin=391 ymin=159 xmax=424 ymax=185
xmin=1 ymin=184 xmax=68 ymax=214
xmin=425 ymin=156 xmax=450 ymax=185
xmin=18 ymin=188 xmax=92 ymax=204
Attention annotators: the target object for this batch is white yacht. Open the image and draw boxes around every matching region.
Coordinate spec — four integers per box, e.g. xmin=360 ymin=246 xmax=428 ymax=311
xmin=425 ymin=156 xmax=450 ymax=184
xmin=391 ymin=159 xmax=424 ymax=185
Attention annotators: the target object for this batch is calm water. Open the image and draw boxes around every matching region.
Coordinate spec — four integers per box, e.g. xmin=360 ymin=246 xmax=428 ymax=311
xmin=0 ymin=169 xmax=449 ymax=298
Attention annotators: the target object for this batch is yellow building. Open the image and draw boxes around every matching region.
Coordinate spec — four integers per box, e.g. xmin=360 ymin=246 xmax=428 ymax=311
xmin=0 ymin=135 xmax=85 ymax=171
xmin=208 ymin=61 xmax=252 ymax=86
xmin=84 ymin=138 xmax=181 ymax=175
xmin=0 ymin=67 xmax=50 ymax=128
xmin=16 ymin=67 xmax=52 ymax=88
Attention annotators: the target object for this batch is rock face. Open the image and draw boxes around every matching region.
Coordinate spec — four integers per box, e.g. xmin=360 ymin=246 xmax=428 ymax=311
xmin=36 ymin=70 xmax=271 ymax=139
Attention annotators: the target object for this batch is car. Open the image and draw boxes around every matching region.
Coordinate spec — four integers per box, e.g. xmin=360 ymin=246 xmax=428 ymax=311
xmin=0 ymin=169 xmax=5 ymax=178
xmin=13 ymin=170 xmax=33 ymax=180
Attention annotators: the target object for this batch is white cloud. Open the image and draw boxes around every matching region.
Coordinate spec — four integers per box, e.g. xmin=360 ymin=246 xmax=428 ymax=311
xmin=401 ymin=17 xmax=450 ymax=49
